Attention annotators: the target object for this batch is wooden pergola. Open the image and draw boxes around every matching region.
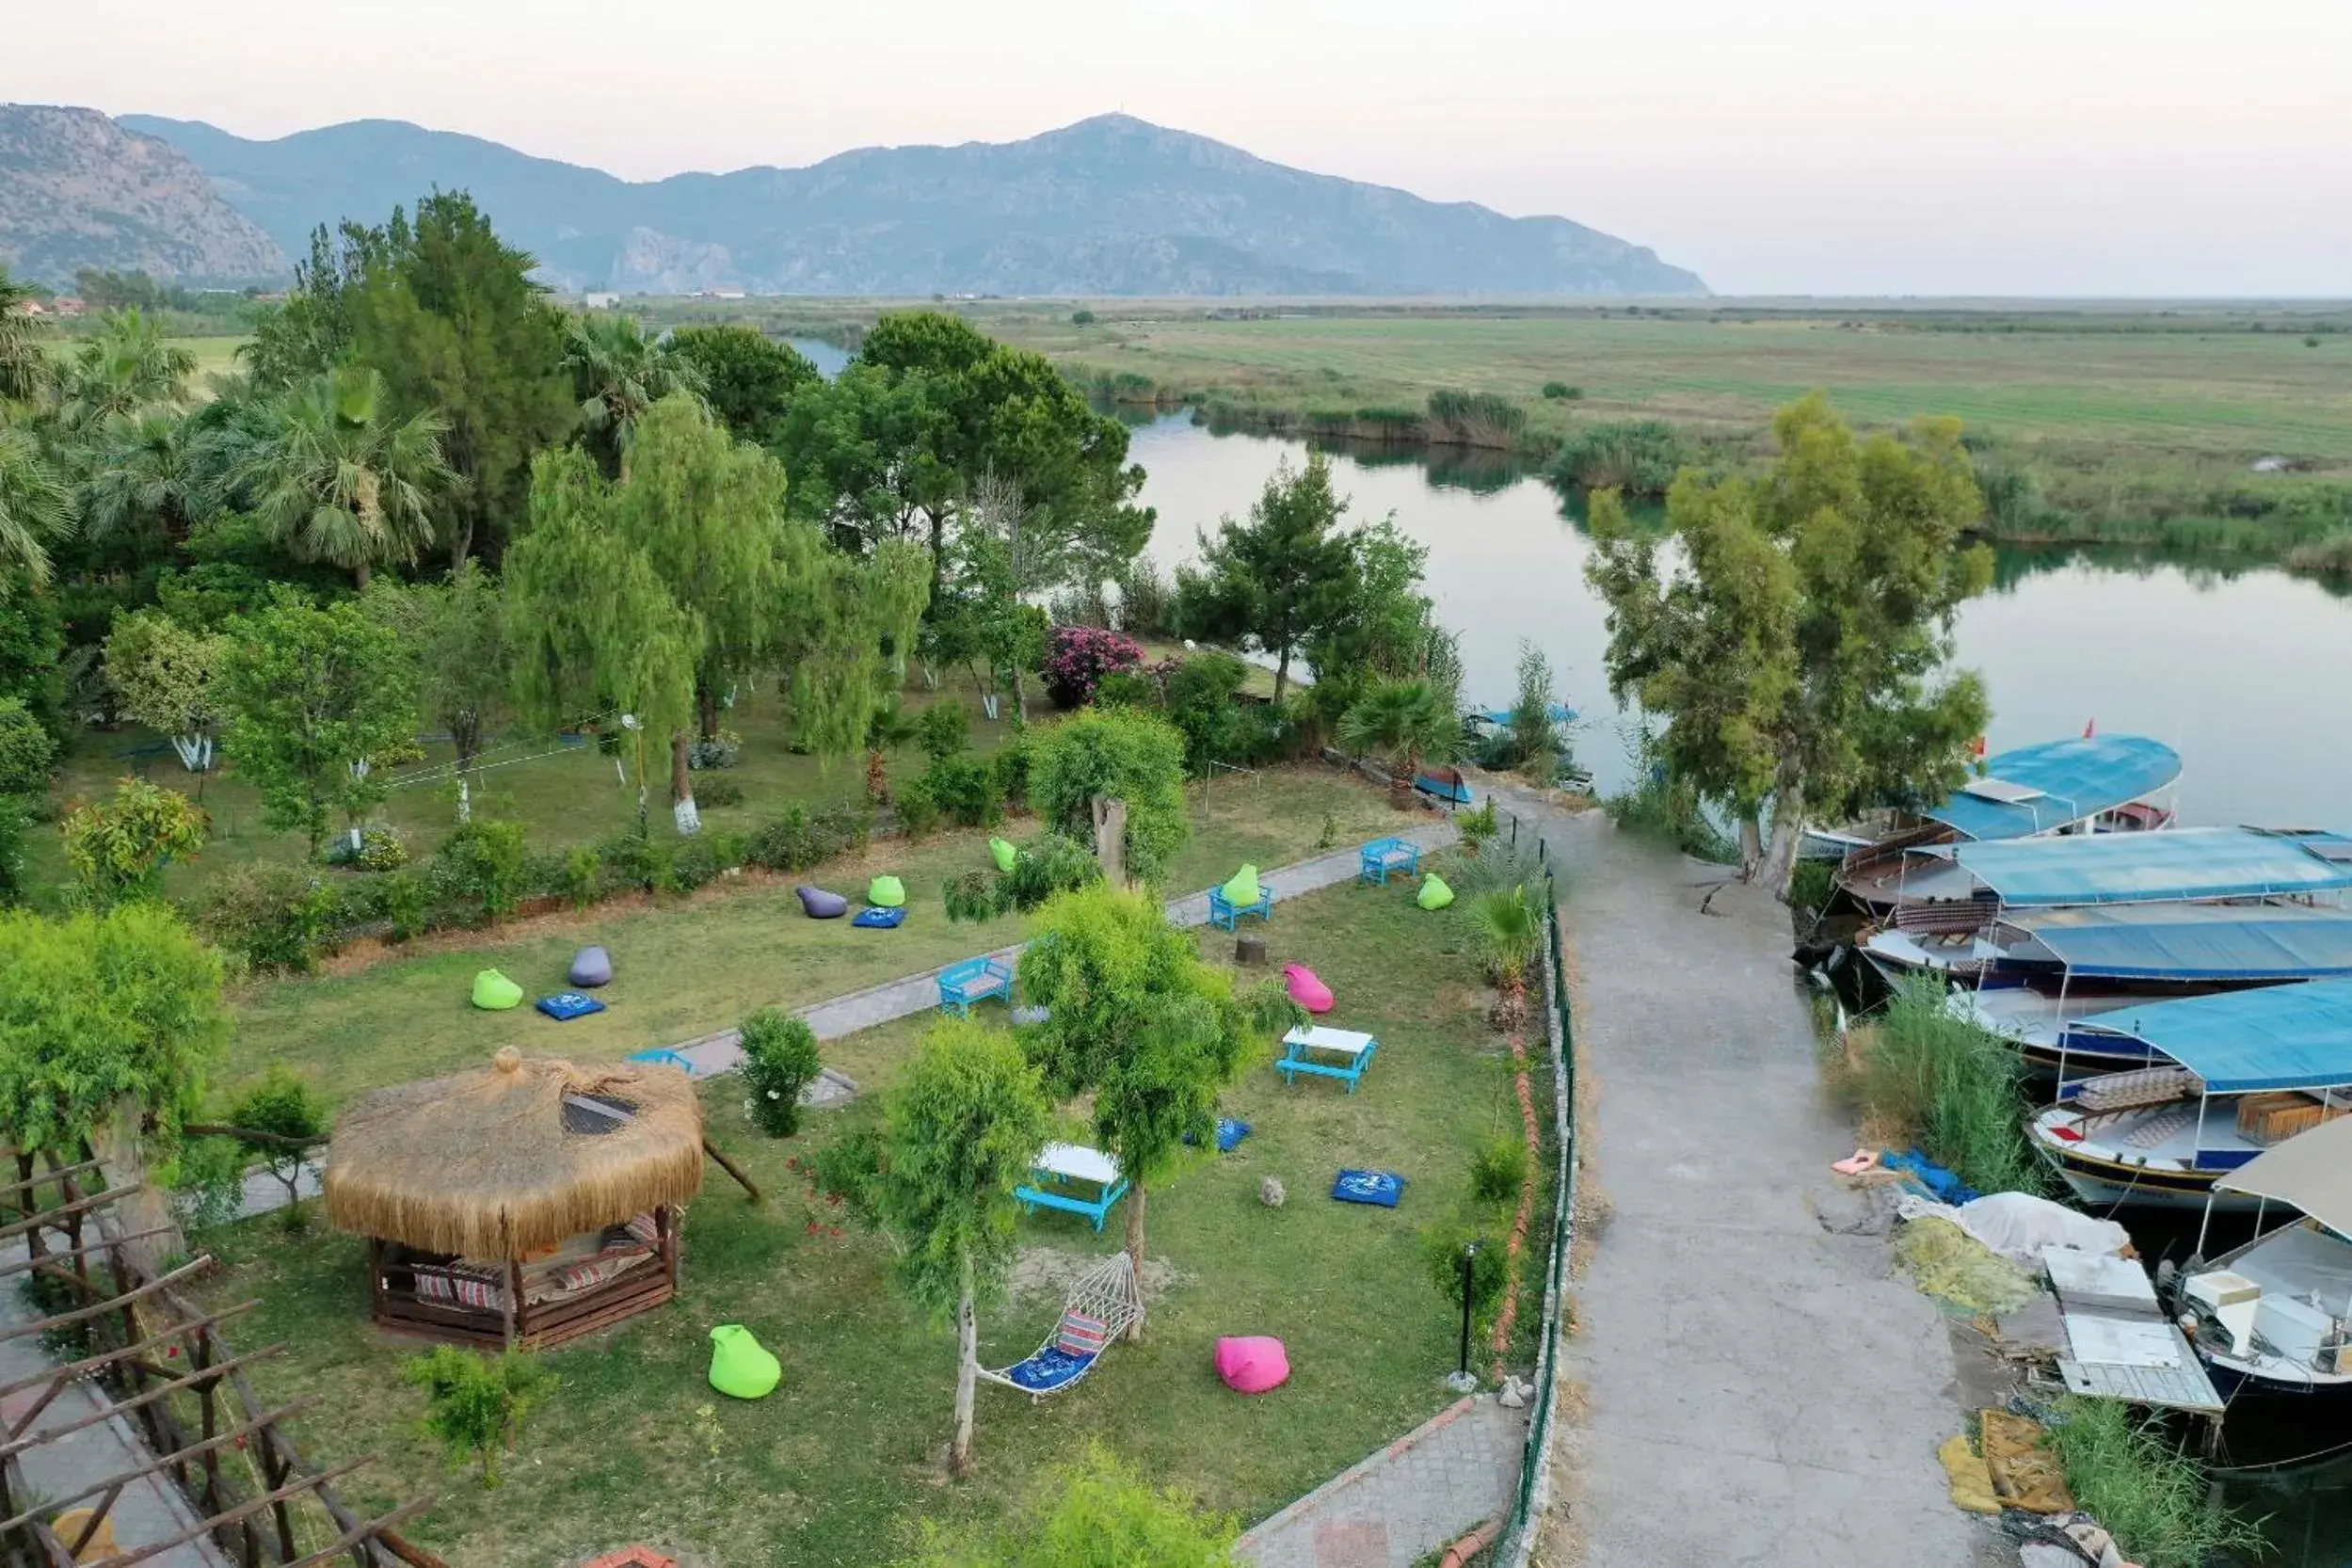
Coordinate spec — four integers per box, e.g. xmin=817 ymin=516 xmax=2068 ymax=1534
xmin=0 ymin=1149 xmax=438 ymax=1568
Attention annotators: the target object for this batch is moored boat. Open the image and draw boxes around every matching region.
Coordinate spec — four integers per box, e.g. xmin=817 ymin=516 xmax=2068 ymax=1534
xmin=2028 ymin=980 xmax=2352 ymax=1212
xmin=2172 ymin=1117 xmax=2352 ymax=1400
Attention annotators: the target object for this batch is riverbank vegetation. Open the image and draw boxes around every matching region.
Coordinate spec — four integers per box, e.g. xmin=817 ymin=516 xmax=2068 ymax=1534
xmin=2047 ymin=1398 xmax=2264 ymax=1568
xmin=1840 ymin=979 xmax=2044 ymax=1197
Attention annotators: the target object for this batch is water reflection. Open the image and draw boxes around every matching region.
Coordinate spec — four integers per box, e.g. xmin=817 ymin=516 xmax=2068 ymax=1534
xmin=1128 ymin=415 xmax=2352 ymax=828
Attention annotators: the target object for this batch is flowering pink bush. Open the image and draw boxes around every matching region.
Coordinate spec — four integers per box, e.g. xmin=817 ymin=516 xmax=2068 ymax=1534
xmin=1044 ymin=625 xmax=1145 ymax=709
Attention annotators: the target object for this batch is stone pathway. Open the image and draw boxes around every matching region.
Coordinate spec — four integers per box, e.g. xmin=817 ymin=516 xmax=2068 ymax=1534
xmin=653 ymin=824 xmax=1458 ymax=1080
xmin=0 ymin=1244 xmax=227 ymax=1567
xmin=1482 ymin=787 xmax=1994 ymax=1567
xmin=1235 ymin=1395 xmax=1526 ymax=1568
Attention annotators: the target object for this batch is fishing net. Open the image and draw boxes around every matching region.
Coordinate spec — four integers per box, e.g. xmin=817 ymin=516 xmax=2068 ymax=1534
xmin=1895 ymin=1216 xmax=2041 ymax=1316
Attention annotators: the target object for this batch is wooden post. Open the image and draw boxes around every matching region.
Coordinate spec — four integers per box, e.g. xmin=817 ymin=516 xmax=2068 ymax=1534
xmin=368 ymin=1238 xmax=385 ymax=1332
xmin=501 ymin=1260 xmax=520 ymax=1350
xmin=658 ymin=1206 xmax=679 ymax=1289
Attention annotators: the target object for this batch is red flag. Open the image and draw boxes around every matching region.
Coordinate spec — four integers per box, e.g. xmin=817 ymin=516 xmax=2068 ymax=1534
xmin=2083 ymin=718 xmax=2097 ymax=739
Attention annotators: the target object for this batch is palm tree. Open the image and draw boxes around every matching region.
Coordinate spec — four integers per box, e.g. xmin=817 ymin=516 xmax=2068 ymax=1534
xmin=1337 ymin=678 xmax=1457 ymax=804
xmin=564 ymin=313 xmax=707 ymax=479
xmin=234 ymin=365 xmax=454 ymax=587
xmin=1468 ymin=883 xmax=1543 ymax=1032
xmin=0 ymin=265 xmax=49 ymax=406
xmin=80 ymin=407 xmax=211 ymax=552
xmin=58 ymin=310 xmax=196 ymax=431
xmin=0 ymin=421 xmax=73 ymax=584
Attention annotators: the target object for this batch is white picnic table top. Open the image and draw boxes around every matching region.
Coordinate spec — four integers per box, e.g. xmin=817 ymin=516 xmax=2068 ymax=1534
xmin=1284 ymin=1026 xmax=1377 ymax=1059
xmin=1035 ymin=1142 xmax=1120 ymax=1185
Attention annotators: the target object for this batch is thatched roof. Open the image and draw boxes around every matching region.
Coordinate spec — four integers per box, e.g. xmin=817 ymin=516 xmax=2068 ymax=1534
xmin=324 ymin=1048 xmax=704 ymax=1257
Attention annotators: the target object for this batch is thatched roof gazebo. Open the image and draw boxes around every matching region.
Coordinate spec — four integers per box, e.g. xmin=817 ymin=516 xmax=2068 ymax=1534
xmin=326 ymin=1047 xmax=705 ymax=1349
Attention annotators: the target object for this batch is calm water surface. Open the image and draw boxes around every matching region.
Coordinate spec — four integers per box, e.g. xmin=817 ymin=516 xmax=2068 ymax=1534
xmin=1130 ymin=415 xmax=2352 ymax=829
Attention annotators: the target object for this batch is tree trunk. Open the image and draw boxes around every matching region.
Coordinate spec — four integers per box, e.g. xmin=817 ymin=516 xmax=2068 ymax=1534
xmin=951 ymin=1280 xmax=978 ymax=1479
xmin=1092 ymin=795 xmax=1128 ymax=887
xmin=697 ymin=683 xmax=721 ymax=744
xmin=1738 ymin=816 xmax=1764 ymax=881
xmin=867 ymin=747 xmax=889 ymax=806
xmin=455 ymin=726 xmax=479 ymax=824
xmin=1011 ymin=666 xmax=1029 ymax=724
xmin=1122 ymin=1180 xmax=1147 ymax=1343
xmin=670 ymin=732 xmax=700 ymax=836
xmin=1758 ymin=758 xmax=1805 ymax=899
xmin=92 ymin=1100 xmax=183 ymax=1281
xmin=450 ymin=518 xmax=474 ymax=573
xmin=354 ymin=560 xmax=372 ymax=590
xmin=1273 ymin=646 xmax=1290 ymax=702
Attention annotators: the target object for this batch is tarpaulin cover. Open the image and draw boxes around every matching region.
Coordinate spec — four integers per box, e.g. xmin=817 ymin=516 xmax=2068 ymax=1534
xmin=1919 ymin=826 xmax=2352 ymax=907
xmin=2005 ymin=904 xmax=2352 ymax=980
xmin=2072 ymin=977 xmax=2352 ymax=1093
xmin=2215 ymin=1115 xmax=2352 ymax=1235
xmin=1926 ymin=735 xmax=2180 ymax=840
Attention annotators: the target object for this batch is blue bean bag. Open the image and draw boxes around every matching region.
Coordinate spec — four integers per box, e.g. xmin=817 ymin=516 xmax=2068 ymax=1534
xmin=568 ymin=945 xmax=614 ymax=987
xmin=852 ymin=905 xmax=906 ymax=929
xmin=1331 ymin=1169 xmax=1407 ymax=1208
xmin=536 ymin=991 xmax=608 ymax=1022
xmin=796 ymin=886 xmax=849 ymax=919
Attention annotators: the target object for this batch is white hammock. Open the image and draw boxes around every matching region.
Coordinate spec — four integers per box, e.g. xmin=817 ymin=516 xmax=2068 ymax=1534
xmin=977 ymin=1251 xmax=1144 ymax=1399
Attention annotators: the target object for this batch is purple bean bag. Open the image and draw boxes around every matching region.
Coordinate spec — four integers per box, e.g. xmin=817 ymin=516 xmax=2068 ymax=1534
xmin=796 ymin=885 xmax=849 ymax=920
xmin=568 ymin=944 xmax=614 ymax=987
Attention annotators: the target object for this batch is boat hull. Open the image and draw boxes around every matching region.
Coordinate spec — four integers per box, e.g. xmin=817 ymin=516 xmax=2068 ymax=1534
xmin=2035 ymin=1141 xmax=2257 ymax=1213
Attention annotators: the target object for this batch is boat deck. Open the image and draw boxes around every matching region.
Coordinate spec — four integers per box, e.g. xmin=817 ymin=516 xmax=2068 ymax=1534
xmin=2034 ymin=1100 xmax=2259 ymax=1174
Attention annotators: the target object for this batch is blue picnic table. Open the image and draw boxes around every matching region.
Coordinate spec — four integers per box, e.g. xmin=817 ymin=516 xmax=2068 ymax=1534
xmin=1275 ymin=1026 xmax=1379 ymax=1093
xmin=1358 ymin=837 xmax=1422 ymax=885
xmin=1015 ymin=1143 xmax=1129 ymax=1231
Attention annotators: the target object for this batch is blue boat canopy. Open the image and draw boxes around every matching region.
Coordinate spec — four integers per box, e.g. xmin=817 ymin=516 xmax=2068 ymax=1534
xmin=2073 ymin=978 xmax=2352 ymax=1094
xmin=2005 ymin=904 xmax=2352 ymax=981
xmin=1918 ymin=826 xmax=2352 ymax=908
xmin=1473 ymin=703 xmax=1576 ymax=728
xmin=1925 ymin=735 xmax=2179 ymax=841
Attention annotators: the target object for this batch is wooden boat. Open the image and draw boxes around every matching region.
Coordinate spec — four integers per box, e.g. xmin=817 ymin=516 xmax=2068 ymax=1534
xmin=1413 ymin=764 xmax=1474 ymax=805
xmin=2028 ymin=981 xmax=2352 ymax=1212
xmin=2172 ymin=1117 xmax=2352 ymax=1400
xmin=1836 ymin=734 xmax=2181 ymax=910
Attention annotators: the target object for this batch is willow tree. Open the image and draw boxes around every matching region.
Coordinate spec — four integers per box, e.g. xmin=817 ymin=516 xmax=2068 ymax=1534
xmin=1584 ymin=392 xmax=1992 ymax=893
xmin=508 ymin=394 xmax=921 ymax=833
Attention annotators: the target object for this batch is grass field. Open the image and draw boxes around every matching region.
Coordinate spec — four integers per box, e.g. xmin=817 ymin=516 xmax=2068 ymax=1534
xmin=190 ymin=865 xmax=1548 ymax=1567
xmin=216 ymin=765 xmax=1400 ymax=1109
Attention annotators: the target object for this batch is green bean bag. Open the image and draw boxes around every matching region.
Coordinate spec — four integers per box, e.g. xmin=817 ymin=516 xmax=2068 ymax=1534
xmin=471 ymin=968 xmax=524 ymax=1010
xmin=867 ymin=874 xmax=906 ymax=908
xmin=1416 ymin=873 xmax=1455 ymax=912
xmin=708 ymin=1323 xmax=780 ymax=1400
xmin=1220 ymin=865 xmax=1261 ymax=906
xmin=988 ymin=836 xmax=1017 ymax=872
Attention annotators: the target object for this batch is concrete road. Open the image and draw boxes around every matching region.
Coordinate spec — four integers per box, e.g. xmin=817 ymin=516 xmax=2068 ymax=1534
xmin=1520 ymin=800 xmax=1998 ymax=1566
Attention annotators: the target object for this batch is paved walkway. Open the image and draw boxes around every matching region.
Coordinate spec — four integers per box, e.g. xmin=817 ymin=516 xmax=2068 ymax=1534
xmin=1236 ymin=1395 xmax=1526 ymax=1568
xmin=656 ymin=824 xmax=1458 ymax=1079
xmin=0 ymin=1243 xmax=227 ymax=1567
xmin=1502 ymin=794 xmax=1990 ymax=1567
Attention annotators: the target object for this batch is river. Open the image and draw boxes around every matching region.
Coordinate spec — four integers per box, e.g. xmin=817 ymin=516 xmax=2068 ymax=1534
xmin=1128 ymin=414 xmax=2352 ymax=830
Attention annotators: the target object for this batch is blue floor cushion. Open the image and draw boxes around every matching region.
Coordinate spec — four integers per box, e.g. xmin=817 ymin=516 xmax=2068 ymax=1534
xmin=852 ymin=905 xmax=907 ymax=929
xmin=1190 ymin=1118 xmax=1254 ymax=1152
xmin=536 ymin=991 xmax=608 ymax=1022
xmin=1003 ymin=1346 xmax=1097 ymax=1393
xmin=1331 ymin=1169 xmax=1406 ymax=1208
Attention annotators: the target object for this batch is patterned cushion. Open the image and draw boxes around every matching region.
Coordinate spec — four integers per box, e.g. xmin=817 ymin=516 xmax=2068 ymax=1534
xmin=1055 ymin=1308 xmax=1111 ymax=1357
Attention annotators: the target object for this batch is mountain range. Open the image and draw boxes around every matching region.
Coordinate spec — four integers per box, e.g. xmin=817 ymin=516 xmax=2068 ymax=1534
xmin=4 ymin=104 xmax=1706 ymax=297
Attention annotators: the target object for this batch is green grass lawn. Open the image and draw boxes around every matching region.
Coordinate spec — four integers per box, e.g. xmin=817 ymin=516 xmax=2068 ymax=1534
xmin=218 ymin=766 xmax=1403 ymax=1109
xmin=190 ymin=862 xmax=1545 ymax=1567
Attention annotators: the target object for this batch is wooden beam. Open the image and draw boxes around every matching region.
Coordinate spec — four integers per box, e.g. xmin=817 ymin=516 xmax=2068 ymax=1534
xmin=0 ymin=1300 xmax=261 ymax=1401
xmin=0 ymin=1155 xmax=107 ymax=1200
xmin=275 ymin=1498 xmax=440 ymax=1568
xmin=75 ymin=1457 xmax=373 ymax=1568
xmin=0 ymin=1183 xmax=139 ymax=1245
xmin=0 ymin=1344 xmax=285 ymax=1459
xmin=182 ymin=1123 xmax=328 ymax=1150
xmin=0 ymin=1254 xmax=213 ymax=1345
xmin=702 ymin=1137 xmax=763 ymax=1202
xmin=0 ymin=1398 xmax=322 ymax=1531
xmin=0 ymin=1224 xmax=180 ymax=1282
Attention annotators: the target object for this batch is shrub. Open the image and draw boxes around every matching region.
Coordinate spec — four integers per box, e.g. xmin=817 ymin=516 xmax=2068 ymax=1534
xmin=432 ymin=819 xmax=531 ymax=924
xmin=380 ymin=869 xmax=431 ymax=940
xmin=0 ymin=792 xmax=34 ymax=904
xmin=1549 ymin=419 xmax=1688 ymax=497
xmin=600 ymin=829 xmax=680 ymax=896
xmin=1540 ymin=381 xmax=1582 ymax=400
xmin=1043 ymin=625 xmax=1145 ymax=709
xmin=914 ymin=700 xmax=969 ymax=764
xmin=1455 ymin=800 xmax=1500 ymax=856
xmin=991 ymin=729 xmax=1033 ymax=808
xmin=687 ymin=728 xmax=743 ymax=770
xmin=740 ymin=1006 xmax=824 ymax=1137
xmin=1092 ymin=669 xmax=1161 ymax=711
xmin=893 ymin=775 xmax=943 ymax=838
xmin=921 ymin=754 xmax=1003 ymax=828
xmin=0 ymin=697 xmax=55 ymax=795
xmin=403 ymin=1345 xmax=552 ymax=1488
xmin=747 ymin=805 xmax=815 ymax=872
xmin=1070 ymin=309 xmax=1096 ymax=326
xmin=170 ymin=1135 xmax=248 ymax=1238
xmin=812 ymin=800 xmax=872 ymax=857
xmin=561 ymin=846 xmax=601 ymax=910
xmin=1163 ymin=651 xmax=1249 ymax=770
xmin=2286 ymin=529 xmax=2352 ymax=578
xmin=226 ymin=1064 xmax=328 ymax=1219
xmin=949 ymin=831 xmax=1106 ymax=922
xmin=1469 ymin=1132 xmax=1529 ymax=1208
xmin=1425 ymin=389 xmax=1526 ymax=446
xmin=1422 ymin=1223 xmax=1510 ymax=1330
xmin=1112 ymin=558 xmax=1177 ymax=638
xmin=693 ymin=776 xmax=746 ymax=810
xmin=192 ymin=862 xmax=349 ymax=973
xmin=61 ymin=777 xmax=209 ymax=908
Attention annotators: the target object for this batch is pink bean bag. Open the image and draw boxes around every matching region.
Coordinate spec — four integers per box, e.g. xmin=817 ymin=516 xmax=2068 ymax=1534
xmin=1283 ymin=963 xmax=1334 ymax=1015
xmin=1215 ymin=1336 xmax=1290 ymax=1395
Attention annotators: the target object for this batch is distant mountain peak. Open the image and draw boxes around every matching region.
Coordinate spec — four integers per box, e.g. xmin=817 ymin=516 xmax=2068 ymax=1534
xmin=101 ymin=108 xmax=1705 ymax=298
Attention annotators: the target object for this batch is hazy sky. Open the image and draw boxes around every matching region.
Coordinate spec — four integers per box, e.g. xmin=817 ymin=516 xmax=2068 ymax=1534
xmin=44 ymin=0 xmax=2352 ymax=295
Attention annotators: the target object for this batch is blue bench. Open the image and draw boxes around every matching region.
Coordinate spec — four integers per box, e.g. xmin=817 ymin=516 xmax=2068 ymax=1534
xmin=936 ymin=955 xmax=1014 ymax=1016
xmin=1015 ymin=1144 xmax=1128 ymax=1231
xmin=1208 ymin=882 xmax=1275 ymax=931
xmin=1358 ymin=837 xmax=1421 ymax=885
xmin=1275 ymin=1027 xmax=1379 ymax=1093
